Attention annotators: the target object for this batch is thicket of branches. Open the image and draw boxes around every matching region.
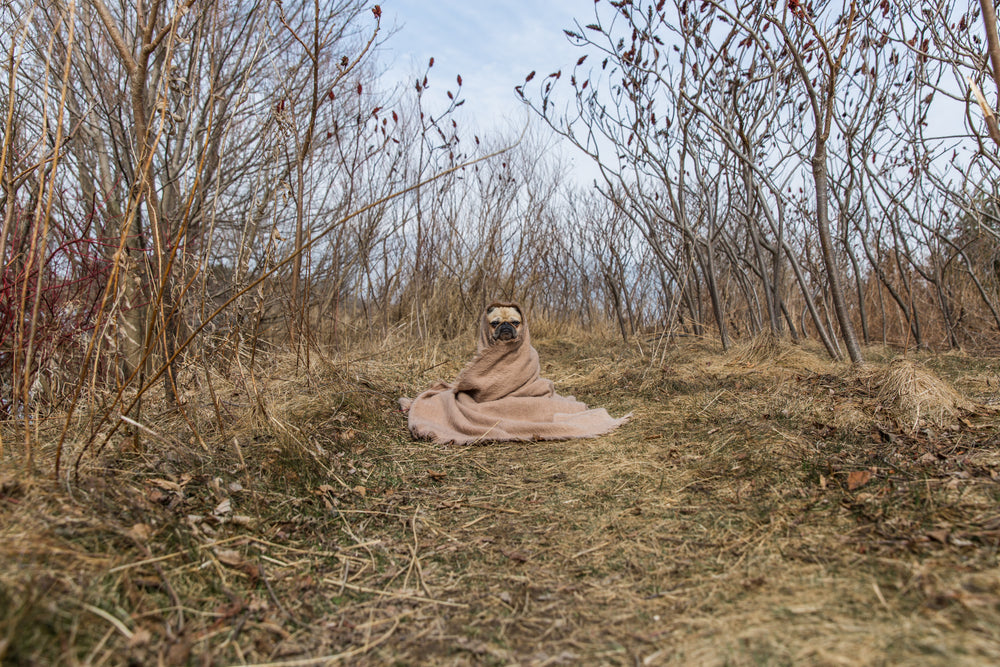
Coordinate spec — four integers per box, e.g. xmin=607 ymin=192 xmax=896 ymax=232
xmin=522 ymin=0 xmax=1000 ymax=362
xmin=3 ymin=0 xmax=1000 ymax=474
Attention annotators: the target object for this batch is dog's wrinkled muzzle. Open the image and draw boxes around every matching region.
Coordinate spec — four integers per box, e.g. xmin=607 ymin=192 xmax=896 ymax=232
xmin=495 ymin=323 xmax=517 ymax=341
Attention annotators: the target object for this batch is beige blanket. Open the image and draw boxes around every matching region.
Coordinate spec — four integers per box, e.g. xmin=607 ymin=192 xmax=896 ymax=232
xmin=399 ymin=303 xmax=629 ymax=445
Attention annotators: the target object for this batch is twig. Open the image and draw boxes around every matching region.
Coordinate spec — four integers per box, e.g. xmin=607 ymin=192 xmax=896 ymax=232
xmin=81 ymin=603 xmax=133 ymax=640
xmin=108 ymin=535 xmax=250 ymax=573
xmin=409 ymin=505 xmax=432 ymax=598
xmin=226 ymin=617 xmax=401 ymax=667
xmin=572 ymin=541 xmax=611 ymax=559
xmin=118 ymin=415 xmax=172 ymax=445
xmin=698 ymin=389 xmax=726 ymax=414
xmin=464 ymin=503 xmax=522 ymax=514
xmin=258 ymin=558 xmax=300 ymax=627
xmin=871 ymin=580 xmax=891 ymax=611
xmin=337 ymin=559 xmax=349 ymax=597
xmin=968 ymin=76 xmax=1000 ymax=147
xmin=461 ymin=514 xmax=488 ymax=529
xmin=124 ymin=530 xmax=185 ymax=632
xmin=319 ymin=579 xmax=468 ymax=608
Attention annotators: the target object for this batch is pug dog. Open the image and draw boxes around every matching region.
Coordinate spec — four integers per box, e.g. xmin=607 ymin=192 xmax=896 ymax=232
xmin=486 ymin=304 xmax=523 ymax=342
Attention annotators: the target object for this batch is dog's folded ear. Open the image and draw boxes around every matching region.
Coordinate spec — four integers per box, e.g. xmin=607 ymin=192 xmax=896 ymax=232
xmin=485 ymin=303 xmax=522 ymax=320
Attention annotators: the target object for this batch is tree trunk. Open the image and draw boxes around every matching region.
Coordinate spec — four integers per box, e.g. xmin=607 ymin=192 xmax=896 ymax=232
xmin=812 ymin=143 xmax=864 ymax=363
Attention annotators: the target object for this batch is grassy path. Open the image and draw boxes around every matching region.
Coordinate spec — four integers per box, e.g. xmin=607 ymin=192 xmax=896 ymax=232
xmin=2 ymin=337 xmax=1000 ymax=664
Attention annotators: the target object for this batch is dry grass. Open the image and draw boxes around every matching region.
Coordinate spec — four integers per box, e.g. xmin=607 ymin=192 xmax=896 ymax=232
xmin=2 ymin=333 xmax=1000 ymax=665
xmin=856 ymin=358 xmax=976 ymax=431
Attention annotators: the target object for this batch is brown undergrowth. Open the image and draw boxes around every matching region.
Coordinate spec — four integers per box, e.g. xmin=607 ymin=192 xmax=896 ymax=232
xmin=2 ymin=329 xmax=1000 ymax=665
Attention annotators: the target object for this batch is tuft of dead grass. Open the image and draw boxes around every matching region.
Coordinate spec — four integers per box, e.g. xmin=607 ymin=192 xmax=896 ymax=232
xmin=729 ymin=330 xmax=786 ymax=366
xmin=726 ymin=331 xmax=832 ymax=377
xmin=857 ymin=358 xmax=976 ymax=431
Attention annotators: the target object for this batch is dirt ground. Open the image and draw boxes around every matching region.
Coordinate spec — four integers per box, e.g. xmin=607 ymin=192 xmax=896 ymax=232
xmin=2 ymin=334 xmax=1000 ymax=665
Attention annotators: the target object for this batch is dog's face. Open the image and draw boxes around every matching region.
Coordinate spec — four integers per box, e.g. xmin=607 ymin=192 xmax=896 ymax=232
xmin=486 ymin=305 xmax=523 ymax=343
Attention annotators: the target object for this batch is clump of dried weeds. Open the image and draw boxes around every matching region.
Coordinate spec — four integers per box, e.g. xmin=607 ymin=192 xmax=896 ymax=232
xmin=857 ymin=358 xmax=976 ymax=431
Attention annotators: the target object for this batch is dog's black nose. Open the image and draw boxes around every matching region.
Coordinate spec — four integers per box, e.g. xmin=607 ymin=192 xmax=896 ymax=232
xmin=496 ymin=323 xmax=517 ymax=341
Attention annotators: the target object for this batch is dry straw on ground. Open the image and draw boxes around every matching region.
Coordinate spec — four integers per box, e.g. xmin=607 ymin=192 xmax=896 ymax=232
xmin=2 ymin=333 xmax=999 ymax=665
xmin=856 ymin=358 xmax=976 ymax=431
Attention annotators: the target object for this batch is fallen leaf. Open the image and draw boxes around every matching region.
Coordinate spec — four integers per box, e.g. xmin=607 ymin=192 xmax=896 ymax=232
xmin=147 ymin=488 xmax=168 ymax=504
xmin=128 ymin=523 xmax=152 ymax=542
xmin=847 ymin=470 xmax=873 ymax=491
xmin=214 ymin=498 xmax=231 ymax=516
xmin=927 ymin=529 xmax=949 ymax=544
xmin=215 ymin=549 xmax=260 ymax=580
xmin=164 ymin=634 xmax=192 ymax=666
xmin=427 ymin=470 xmax=447 ymax=480
xmin=150 ymin=478 xmax=182 ymax=492
xmin=215 ymin=549 xmax=244 ymax=567
xmin=501 ymin=548 xmax=528 ymax=563
xmin=876 ymin=427 xmax=897 ymax=443
xmin=128 ymin=627 xmax=152 ymax=648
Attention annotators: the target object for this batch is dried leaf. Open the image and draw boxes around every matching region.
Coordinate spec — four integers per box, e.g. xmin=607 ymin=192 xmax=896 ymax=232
xmin=847 ymin=470 xmax=873 ymax=491
xmin=215 ymin=549 xmax=260 ymax=580
xmin=927 ymin=529 xmax=950 ymax=544
xmin=147 ymin=487 xmax=168 ymax=504
xmin=164 ymin=635 xmax=192 ymax=667
xmin=128 ymin=523 xmax=152 ymax=542
xmin=128 ymin=627 xmax=152 ymax=648
xmin=215 ymin=549 xmax=244 ymax=567
xmin=150 ymin=478 xmax=182 ymax=493
xmin=501 ymin=548 xmax=528 ymax=562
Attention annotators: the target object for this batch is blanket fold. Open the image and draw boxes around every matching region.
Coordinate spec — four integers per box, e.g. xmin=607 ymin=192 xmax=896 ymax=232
xmin=399 ymin=303 xmax=629 ymax=445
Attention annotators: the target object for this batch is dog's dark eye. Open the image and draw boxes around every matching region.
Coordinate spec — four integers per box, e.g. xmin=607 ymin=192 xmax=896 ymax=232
xmin=490 ymin=320 xmax=500 ymax=327
xmin=511 ymin=321 xmax=520 ymax=327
